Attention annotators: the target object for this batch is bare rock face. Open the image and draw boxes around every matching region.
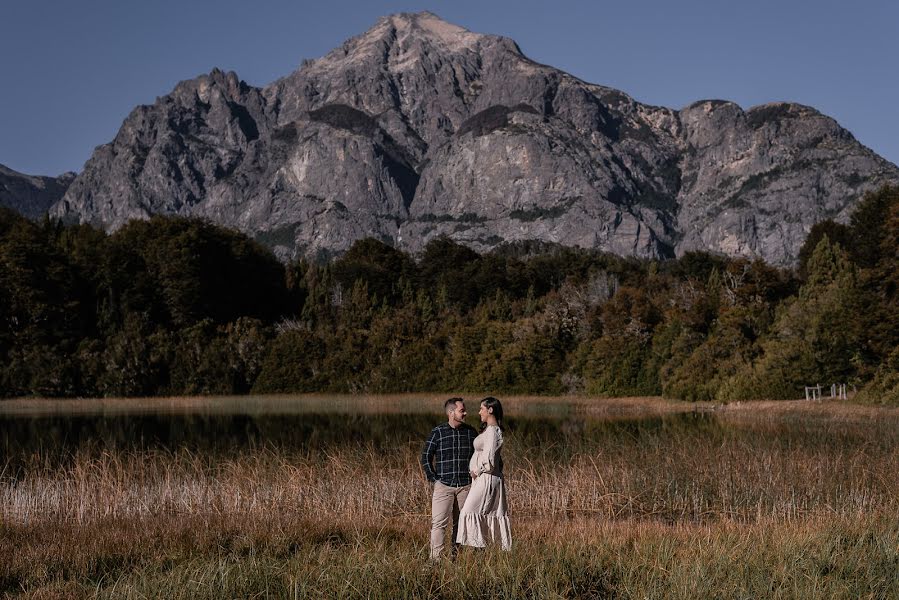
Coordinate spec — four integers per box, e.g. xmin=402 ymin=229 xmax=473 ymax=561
xmin=49 ymin=12 xmax=899 ymax=265
xmin=1 ymin=164 xmax=75 ymax=220
xmin=55 ymin=69 xmax=270 ymax=230
xmin=675 ymin=100 xmax=898 ymax=265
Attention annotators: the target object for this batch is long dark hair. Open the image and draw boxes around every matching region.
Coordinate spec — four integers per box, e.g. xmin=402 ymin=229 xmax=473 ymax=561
xmin=480 ymin=396 xmax=504 ymax=432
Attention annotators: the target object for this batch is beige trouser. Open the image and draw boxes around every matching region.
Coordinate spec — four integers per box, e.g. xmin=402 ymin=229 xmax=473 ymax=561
xmin=430 ymin=481 xmax=470 ymax=559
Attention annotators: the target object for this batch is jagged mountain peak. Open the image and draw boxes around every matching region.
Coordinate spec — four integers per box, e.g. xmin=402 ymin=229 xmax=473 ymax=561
xmin=382 ymin=12 xmax=485 ymax=51
xmin=349 ymin=12 xmax=508 ymax=57
xmin=292 ymin=11 xmax=521 ymax=78
xmin=45 ymin=14 xmax=899 ymax=266
xmin=167 ymin=68 xmax=256 ymax=107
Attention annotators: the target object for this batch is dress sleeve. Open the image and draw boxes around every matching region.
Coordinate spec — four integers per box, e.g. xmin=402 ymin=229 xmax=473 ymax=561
xmin=476 ymin=426 xmax=503 ymax=475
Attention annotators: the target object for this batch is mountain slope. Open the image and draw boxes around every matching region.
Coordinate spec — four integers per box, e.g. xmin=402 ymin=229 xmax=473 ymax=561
xmin=1 ymin=164 xmax=75 ymax=220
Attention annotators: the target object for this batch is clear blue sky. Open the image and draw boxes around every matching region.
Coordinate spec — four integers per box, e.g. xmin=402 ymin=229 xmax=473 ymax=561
xmin=2 ymin=0 xmax=896 ymax=176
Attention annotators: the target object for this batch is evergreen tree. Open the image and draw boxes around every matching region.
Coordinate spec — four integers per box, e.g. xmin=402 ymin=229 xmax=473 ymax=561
xmin=848 ymin=185 xmax=899 ymax=268
xmin=721 ymin=236 xmax=862 ymax=400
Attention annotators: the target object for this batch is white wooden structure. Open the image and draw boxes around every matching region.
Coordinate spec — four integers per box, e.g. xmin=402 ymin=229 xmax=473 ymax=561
xmin=805 ymin=383 xmax=848 ymax=400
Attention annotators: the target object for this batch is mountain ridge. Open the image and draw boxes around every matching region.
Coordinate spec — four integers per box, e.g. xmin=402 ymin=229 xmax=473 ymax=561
xmin=44 ymin=12 xmax=899 ymax=265
xmin=0 ymin=164 xmax=75 ymax=220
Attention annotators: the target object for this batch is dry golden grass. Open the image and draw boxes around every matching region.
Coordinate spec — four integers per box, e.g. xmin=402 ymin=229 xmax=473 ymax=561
xmin=1 ymin=395 xmax=898 ymax=597
xmin=5 ymin=392 xmax=894 ymax=419
xmin=3 ymin=436 xmax=896 ymax=525
xmin=2 ymin=396 xmax=897 ymax=525
xmin=0 ymin=393 xmax=698 ymax=417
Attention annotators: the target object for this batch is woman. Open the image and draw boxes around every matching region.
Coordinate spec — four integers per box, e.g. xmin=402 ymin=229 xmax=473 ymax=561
xmin=456 ymin=396 xmax=512 ymax=551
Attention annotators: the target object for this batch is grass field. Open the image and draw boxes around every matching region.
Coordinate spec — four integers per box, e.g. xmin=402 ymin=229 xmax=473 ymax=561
xmin=1 ymin=395 xmax=897 ymax=598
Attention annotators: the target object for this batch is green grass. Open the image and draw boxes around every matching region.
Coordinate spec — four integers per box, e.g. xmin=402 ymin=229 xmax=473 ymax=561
xmin=2 ymin=515 xmax=896 ymax=598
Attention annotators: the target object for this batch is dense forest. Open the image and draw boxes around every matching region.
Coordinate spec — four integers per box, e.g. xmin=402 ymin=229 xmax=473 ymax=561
xmin=1 ymin=186 xmax=897 ymax=403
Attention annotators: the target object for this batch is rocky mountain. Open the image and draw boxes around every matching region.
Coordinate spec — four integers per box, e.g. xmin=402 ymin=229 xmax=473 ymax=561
xmin=1 ymin=164 xmax=75 ymax=220
xmin=49 ymin=12 xmax=899 ymax=266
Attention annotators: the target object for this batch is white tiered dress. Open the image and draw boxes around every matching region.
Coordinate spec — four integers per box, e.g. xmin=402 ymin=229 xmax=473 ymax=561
xmin=456 ymin=425 xmax=512 ymax=550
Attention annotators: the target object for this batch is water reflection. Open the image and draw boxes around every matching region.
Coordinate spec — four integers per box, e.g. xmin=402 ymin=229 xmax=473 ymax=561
xmin=2 ymin=397 xmax=894 ymax=475
xmin=0 ymin=410 xmax=723 ymax=469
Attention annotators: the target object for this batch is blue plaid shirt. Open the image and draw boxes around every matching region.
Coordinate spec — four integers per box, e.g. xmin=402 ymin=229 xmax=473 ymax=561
xmin=421 ymin=422 xmax=478 ymax=487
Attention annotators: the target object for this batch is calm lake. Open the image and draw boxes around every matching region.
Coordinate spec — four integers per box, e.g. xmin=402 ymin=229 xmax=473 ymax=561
xmin=2 ymin=395 xmax=895 ymax=473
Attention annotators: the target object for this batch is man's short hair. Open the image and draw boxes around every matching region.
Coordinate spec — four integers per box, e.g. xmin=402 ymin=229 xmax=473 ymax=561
xmin=444 ymin=397 xmax=464 ymax=413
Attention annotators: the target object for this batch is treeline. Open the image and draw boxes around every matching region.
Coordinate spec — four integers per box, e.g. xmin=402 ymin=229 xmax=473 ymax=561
xmin=1 ymin=186 xmax=897 ymax=402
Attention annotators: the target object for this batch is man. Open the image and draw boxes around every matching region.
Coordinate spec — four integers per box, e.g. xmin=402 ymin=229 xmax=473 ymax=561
xmin=420 ymin=397 xmax=478 ymax=560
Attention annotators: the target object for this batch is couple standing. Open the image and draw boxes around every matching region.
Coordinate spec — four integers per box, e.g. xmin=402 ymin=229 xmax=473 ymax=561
xmin=420 ymin=396 xmax=512 ymax=559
